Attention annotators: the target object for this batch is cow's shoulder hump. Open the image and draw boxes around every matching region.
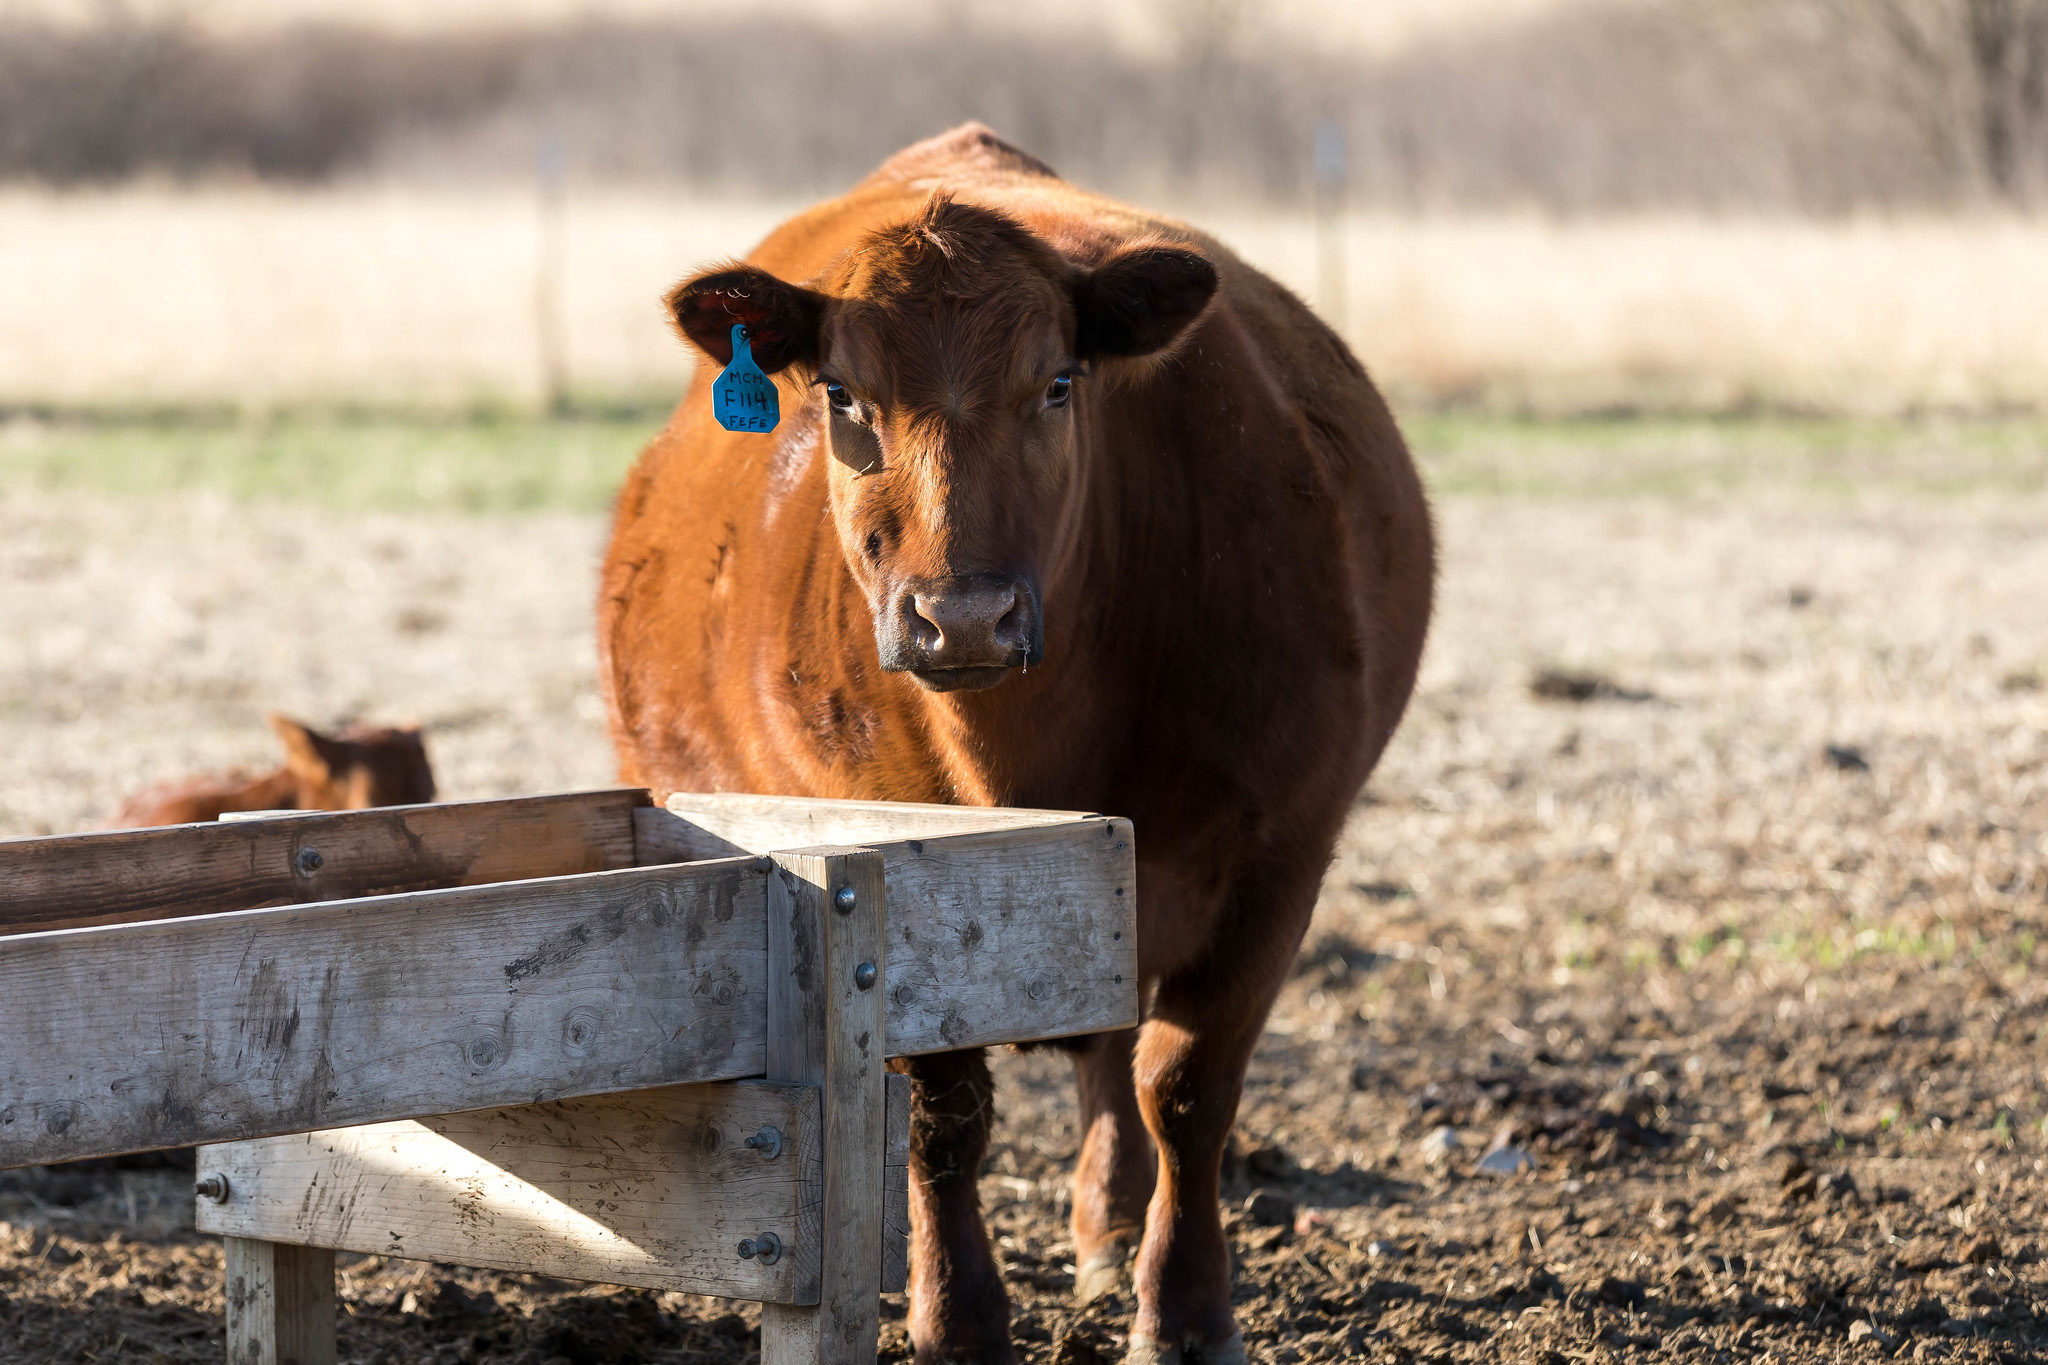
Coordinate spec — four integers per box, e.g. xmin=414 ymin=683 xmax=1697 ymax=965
xmin=857 ymin=122 xmax=1060 ymax=190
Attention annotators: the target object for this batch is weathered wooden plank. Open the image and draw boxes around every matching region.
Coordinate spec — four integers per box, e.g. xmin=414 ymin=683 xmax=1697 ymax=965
xmin=882 ymin=1071 xmax=911 ymax=1295
xmin=0 ymin=790 xmax=649 ymax=936
xmin=224 ymin=1238 xmax=335 ymax=1365
xmin=873 ymin=820 xmax=1139 ymax=1056
xmin=197 ymin=1081 xmax=823 ymax=1304
xmin=650 ymin=792 xmax=1090 ymax=864
xmin=634 ymin=805 xmax=717 ymax=866
xmin=648 ymin=804 xmax=1140 ymax=1056
xmin=761 ymin=849 xmax=888 ymax=1364
xmin=0 ymin=859 xmax=766 ymax=1169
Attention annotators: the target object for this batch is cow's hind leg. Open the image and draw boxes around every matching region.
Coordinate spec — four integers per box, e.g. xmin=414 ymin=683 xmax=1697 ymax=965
xmin=898 ymin=1049 xmax=1014 ymax=1364
xmin=1064 ymin=1027 xmax=1155 ymax=1302
xmin=1126 ymin=867 xmax=1318 ymax=1364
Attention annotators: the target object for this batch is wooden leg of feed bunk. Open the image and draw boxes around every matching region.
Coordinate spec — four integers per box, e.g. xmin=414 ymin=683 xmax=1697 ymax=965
xmin=760 ymin=847 xmax=888 ymax=1365
xmin=224 ymin=1237 xmax=336 ymax=1365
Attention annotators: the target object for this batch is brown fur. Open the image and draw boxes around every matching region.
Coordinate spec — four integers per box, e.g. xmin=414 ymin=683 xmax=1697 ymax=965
xmin=107 ymin=714 xmax=435 ymax=828
xmin=601 ymin=124 xmax=1435 ymax=1361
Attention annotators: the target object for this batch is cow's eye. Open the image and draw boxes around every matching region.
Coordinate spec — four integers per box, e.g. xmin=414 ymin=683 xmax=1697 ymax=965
xmin=1044 ymin=374 xmax=1073 ymax=409
xmin=824 ymin=382 xmax=856 ymax=415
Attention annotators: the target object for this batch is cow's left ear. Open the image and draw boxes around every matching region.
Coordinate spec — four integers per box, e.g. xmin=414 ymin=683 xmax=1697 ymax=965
xmin=666 ymin=264 xmax=829 ymax=374
xmin=1071 ymin=244 xmax=1218 ymax=360
xmin=268 ymin=714 xmax=342 ymax=787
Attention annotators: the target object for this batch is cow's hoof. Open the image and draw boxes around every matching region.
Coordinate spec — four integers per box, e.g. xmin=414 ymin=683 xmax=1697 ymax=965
xmin=1074 ymin=1249 xmax=1129 ymax=1304
xmin=1124 ymin=1333 xmax=1247 ymax=1365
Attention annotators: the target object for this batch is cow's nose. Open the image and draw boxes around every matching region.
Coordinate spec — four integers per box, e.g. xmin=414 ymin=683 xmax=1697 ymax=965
xmin=908 ymin=583 xmax=1025 ymax=663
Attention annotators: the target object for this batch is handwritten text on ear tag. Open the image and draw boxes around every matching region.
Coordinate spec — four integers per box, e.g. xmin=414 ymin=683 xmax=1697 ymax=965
xmin=713 ymin=324 xmax=779 ymax=433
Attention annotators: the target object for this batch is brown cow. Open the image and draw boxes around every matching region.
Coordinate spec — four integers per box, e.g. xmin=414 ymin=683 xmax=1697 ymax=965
xmin=600 ymin=124 xmax=1434 ymax=1363
xmin=108 ymin=714 xmax=435 ymax=827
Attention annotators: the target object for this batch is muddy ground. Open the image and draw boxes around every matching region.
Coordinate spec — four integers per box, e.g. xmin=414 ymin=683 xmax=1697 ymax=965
xmin=4 ymin=481 xmax=2047 ymax=1363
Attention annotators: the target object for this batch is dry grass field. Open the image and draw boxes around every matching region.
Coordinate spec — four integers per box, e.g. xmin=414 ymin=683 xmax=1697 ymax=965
xmin=7 ymin=0 xmax=1572 ymax=57
xmin=5 ymin=187 xmax=2047 ymax=414
xmin=3 ymin=420 xmax=2046 ymax=1360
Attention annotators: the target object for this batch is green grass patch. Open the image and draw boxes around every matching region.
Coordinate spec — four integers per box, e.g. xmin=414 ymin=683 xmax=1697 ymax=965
xmin=4 ymin=407 xmax=2046 ymax=514
xmin=0 ymin=407 xmax=659 ymax=514
xmin=1406 ymin=411 xmax=2048 ymax=500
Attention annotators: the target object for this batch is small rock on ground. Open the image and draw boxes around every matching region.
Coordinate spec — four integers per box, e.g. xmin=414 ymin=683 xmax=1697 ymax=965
xmin=1420 ymin=1126 xmax=1460 ymax=1166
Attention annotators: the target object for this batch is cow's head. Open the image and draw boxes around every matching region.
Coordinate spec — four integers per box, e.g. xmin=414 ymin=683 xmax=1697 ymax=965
xmin=268 ymin=714 xmax=436 ymax=809
xmin=665 ymin=196 xmax=1216 ymax=692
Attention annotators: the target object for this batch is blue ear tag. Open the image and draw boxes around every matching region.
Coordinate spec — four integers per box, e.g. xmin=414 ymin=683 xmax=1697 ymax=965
xmin=713 ymin=324 xmax=780 ymax=433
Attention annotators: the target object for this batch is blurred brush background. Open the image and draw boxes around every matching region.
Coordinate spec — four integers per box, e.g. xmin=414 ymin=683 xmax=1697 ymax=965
xmin=4 ymin=0 xmax=2047 ymax=417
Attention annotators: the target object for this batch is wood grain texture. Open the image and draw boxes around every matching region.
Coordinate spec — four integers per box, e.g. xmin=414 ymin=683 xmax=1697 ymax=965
xmin=871 ymin=819 xmax=1138 ymax=1056
xmin=1 ymin=790 xmax=648 ymax=935
xmin=224 ymin=1237 xmax=335 ymax=1365
xmin=634 ymin=805 xmax=721 ymax=867
xmin=197 ymin=1081 xmax=822 ymax=1304
xmin=761 ymin=849 xmax=887 ymax=1364
xmin=653 ymin=792 xmax=1090 ymax=863
xmin=0 ymin=859 xmax=767 ymax=1169
xmin=882 ymin=1070 xmax=910 ymax=1295
xmin=648 ymin=803 xmax=1141 ymax=1056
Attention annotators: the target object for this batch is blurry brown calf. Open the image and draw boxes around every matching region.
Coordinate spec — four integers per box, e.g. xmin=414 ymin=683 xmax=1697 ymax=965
xmin=108 ymin=714 xmax=435 ymax=828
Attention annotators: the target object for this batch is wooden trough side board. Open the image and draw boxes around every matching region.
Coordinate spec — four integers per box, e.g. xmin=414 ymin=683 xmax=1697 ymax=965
xmin=0 ymin=858 xmax=768 ymax=1170
xmin=0 ymin=789 xmax=647 ymax=936
xmin=865 ymin=820 xmax=1137 ymax=1055
xmin=637 ymin=792 xmax=1088 ymax=865
xmin=198 ymin=1080 xmax=831 ymax=1305
xmin=646 ymin=798 xmax=1141 ymax=1055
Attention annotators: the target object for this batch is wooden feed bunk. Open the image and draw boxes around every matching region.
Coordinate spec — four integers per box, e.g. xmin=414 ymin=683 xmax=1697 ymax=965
xmin=0 ymin=789 xmax=1137 ymax=1364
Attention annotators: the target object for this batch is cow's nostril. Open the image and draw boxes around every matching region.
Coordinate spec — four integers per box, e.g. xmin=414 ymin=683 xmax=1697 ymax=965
xmin=993 ymin=597 xmax=1023 ymax=646
xmin=908 ymin=596 xmax=945 ymax=650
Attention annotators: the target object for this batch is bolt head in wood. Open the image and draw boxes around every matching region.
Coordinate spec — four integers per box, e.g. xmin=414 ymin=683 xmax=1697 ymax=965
xmin=744 ymin=1125 xmax=782 ymax=1160
xmin=736 ymin=1230 xmax=782 ymax=1265
xmin=833 ymin=884 xmax=857 ymax=914
xmin=294 ymin=847 xmax=323 ymax=875
xmin=854 ymin=961 xmax=877 ymax=991
xmin=195 ymin=1172 xmax=231 ymax=1203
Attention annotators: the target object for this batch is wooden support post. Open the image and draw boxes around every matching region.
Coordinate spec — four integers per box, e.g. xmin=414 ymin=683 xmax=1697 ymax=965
xmin=761 ymin=848 xmax=888 ymax=1365
xmin=882 ymin=1071 xmax=911 ymax=1295
xmin=223 ymin=1237 xmax=335 ymax=1365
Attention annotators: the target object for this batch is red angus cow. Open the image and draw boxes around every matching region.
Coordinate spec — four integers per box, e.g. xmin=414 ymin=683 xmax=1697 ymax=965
xmin=600 ymin=124 xmax=1434 ymax=1364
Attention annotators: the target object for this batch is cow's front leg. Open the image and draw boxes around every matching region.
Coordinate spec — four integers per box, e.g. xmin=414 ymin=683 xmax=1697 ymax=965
xmin=1065 ymin=1027 xmax=1155 ymax=1302
xmin=897 ymin=1049 xmax=1013 ymax=1364
xmin=1126 ymin=869 xmax=1316 ymax=1364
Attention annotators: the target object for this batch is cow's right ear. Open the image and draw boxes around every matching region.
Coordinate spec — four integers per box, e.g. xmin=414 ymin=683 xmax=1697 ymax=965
xmin=665 ymin=264 xmax=829 ymax=374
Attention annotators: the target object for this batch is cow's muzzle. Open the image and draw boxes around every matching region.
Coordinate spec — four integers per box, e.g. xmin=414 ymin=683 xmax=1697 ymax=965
xmin=878 ymin=574 xmax=1043 ymax=691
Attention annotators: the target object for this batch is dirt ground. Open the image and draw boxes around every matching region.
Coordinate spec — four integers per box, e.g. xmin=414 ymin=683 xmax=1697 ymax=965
xmin=4 ymin=480 xmax=2047 ymax=1363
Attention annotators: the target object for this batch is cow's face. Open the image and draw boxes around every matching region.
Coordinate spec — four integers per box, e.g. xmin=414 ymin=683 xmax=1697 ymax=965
xmin=667 ymin=197 xmax=1215 ymax=692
